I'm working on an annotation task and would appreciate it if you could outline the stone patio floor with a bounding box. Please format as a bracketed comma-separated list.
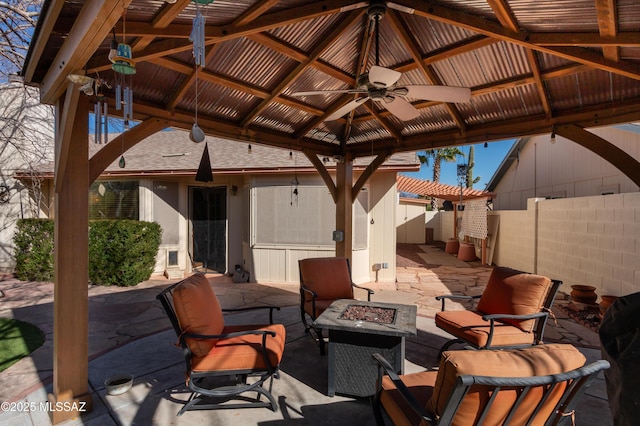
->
[0, 243, 608, 425]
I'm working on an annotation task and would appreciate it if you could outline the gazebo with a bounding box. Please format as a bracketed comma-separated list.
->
[20, 0, 640, 422]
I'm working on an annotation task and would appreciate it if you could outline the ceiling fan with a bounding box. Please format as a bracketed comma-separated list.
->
[292, 2, 471, 122]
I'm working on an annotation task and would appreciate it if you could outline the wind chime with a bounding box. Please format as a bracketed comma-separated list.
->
[109, 5, 136, 168]
[191, 0, 214, 182]
[89, 76, 111, 145]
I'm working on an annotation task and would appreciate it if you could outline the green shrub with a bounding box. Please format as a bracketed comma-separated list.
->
[13, 219, 55, 282]
[13, 219, 162, 287]
[89, 220, 162, 286]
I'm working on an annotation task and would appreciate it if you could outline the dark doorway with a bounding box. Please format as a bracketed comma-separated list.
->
[190, 186, 227, 273]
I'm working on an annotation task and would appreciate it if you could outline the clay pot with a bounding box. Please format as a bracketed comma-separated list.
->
[445, 238, 459, 254]
[599, 295, 618, 315]
[570, 285, 597, 304]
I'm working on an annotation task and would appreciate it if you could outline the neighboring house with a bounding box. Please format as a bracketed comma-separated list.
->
[0, 84, 54, 273]
[15, 130, 419, 284]
[487, 125, 640, 210]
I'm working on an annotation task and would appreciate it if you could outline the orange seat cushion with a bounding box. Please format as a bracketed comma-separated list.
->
[380, 370, 438, 426]
[299, 257, 354, 314]
[426, 344, 586, 426]
[476, 267, 551, 332]
[435, 310, 536, 348]
[172, 274, 224, 357]
[191, 324, 286, 372]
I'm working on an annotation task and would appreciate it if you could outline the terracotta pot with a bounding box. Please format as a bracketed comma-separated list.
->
[599, 295, 618, 315]
[444, 238, 460, 254]
[570, 285, 597, 304]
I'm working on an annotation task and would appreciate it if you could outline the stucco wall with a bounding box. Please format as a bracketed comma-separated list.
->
[0, 85, 54, 273]
[368, 172, 397, 283]
[246, 171, 397, 285]
[492, 126, 640, 210]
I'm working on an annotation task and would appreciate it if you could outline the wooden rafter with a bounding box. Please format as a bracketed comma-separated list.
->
[240, 9, 364, 128]
[595, 0, 620, 62]
[397, 0, 640, 81]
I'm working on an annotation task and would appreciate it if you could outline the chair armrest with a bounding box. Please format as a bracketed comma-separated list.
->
[300, 285, 318, 299]
[183, 329, 277, 341]
[435, 294, 481, 311]
[222, 306, 281, 324]
[372, 353, 436, 424]
[352, 283, 375, 301]
[481, 312, 548, 347]
[481, 311, 548, 322]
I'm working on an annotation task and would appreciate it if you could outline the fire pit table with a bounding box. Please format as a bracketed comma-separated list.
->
[313, 299, 417, 397]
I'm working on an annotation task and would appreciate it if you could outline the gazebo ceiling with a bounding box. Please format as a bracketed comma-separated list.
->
[22, 0, 640, 159]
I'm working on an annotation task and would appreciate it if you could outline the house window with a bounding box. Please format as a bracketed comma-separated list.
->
[253, 183, 369, 248]
[89, 181, 139, 220]
[254, 185, 334, 245]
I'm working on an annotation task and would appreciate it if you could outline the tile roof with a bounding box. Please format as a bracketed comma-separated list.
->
[397, 174, 492, 202]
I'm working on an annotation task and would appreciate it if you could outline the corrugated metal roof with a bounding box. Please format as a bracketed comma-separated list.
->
[21, 0, 640, 163]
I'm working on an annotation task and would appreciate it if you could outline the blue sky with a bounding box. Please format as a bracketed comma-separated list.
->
[401, 139, 517, 190]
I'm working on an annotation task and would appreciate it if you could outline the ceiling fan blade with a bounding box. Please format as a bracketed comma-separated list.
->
[292, 89, 367, 96]
[382, 96, 420, 121]
[405, 85, 471, 103]
[325, 97, 369, 121]
[369, 66, 401, 88]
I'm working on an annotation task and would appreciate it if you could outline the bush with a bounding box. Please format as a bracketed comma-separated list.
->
[13, 219, 55, 282]
[13, 219, 162, 286]
[89, 220, 162, 286]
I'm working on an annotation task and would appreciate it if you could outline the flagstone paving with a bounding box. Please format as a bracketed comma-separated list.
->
[0, 243, 605, 423]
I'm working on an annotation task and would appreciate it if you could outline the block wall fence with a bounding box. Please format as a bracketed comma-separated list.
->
[431, 192, 640, 299]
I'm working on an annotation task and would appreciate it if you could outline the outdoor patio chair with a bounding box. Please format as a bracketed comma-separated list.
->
[435, 266, 561, 355]
[372, 343, 610, 426]
[299, 257, 374, 355]
[156, 273, 286, 415]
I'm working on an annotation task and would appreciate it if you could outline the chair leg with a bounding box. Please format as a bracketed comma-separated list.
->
[372, 392, 386, 425]
[301, 309, 326, 355]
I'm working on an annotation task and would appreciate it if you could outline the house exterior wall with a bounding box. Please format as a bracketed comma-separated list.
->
[492, 126, 640, 210]
[0, 85, 54, 273]
[244, 171, 398, 285]
[368, 172, 397, 283]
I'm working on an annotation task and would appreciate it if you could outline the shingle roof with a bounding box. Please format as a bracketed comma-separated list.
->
[26, 130, 419, 177]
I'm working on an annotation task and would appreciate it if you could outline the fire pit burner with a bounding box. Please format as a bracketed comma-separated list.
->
[339, 304, 397, 324]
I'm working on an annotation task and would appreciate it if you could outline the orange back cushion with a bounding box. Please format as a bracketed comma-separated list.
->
[299, 257, 354, 301]
[476, 267, 551, 332]
[426, 344, 586, 426]
[172, 274, 225, 357]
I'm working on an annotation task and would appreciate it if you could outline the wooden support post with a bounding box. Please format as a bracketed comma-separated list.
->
[453, 203, 458, 239]
[50, 95, 92, 423]
[482, 238, 487, 266]
[335, 155, 353, 262]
